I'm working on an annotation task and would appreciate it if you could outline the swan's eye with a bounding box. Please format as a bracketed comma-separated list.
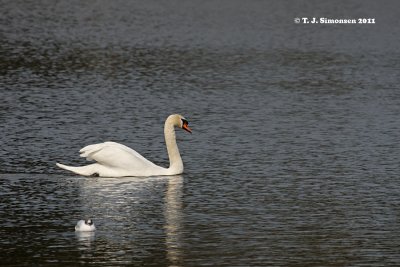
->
[181, 119, 188, 127]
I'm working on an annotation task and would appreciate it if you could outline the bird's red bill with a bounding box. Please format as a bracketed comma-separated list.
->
[183, 123, 192, 133]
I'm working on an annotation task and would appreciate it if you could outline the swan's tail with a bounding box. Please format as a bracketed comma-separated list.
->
[56, 163, 99, 176]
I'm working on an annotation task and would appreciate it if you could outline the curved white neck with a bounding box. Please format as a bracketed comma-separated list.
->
[164, 121, 183, 174]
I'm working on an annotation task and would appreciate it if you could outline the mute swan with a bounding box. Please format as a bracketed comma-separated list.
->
[75, 219, 96, 232]
[57, 114, 192, 177]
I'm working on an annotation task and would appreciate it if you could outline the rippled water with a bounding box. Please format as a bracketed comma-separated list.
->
[1, 0, 400, 266]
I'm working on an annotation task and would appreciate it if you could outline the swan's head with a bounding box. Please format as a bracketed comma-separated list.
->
[180, 117, 192, 134]
[85, 219, 94, 226]
[167, 114, 192, 133]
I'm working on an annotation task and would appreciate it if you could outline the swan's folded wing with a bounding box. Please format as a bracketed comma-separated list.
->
[79, 141, 157, 170]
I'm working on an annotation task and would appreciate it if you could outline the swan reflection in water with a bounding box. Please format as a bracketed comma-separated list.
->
[75, 175, 184, 265]
[164, 175, 184, 267]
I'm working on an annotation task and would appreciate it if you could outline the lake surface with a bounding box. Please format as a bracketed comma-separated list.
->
[1, 0, 400, 266]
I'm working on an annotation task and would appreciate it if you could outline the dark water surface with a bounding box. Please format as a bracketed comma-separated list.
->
[1, 0, 400, 266]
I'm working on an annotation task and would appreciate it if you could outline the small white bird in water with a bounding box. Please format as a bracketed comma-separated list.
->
[75, 219, 96, 232]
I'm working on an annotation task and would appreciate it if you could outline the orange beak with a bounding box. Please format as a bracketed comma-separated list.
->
[182, 122, 192, 133]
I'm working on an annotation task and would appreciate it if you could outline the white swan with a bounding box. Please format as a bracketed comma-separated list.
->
[75, 219, 96, 232]
[57, 114, 192, 177]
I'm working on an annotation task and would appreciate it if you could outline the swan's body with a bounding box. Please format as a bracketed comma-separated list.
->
[57, 114, 192, 177]
[75, 219, 96, 232]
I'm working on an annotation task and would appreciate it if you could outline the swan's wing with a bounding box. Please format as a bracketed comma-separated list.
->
[79, 141, 158, 170]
